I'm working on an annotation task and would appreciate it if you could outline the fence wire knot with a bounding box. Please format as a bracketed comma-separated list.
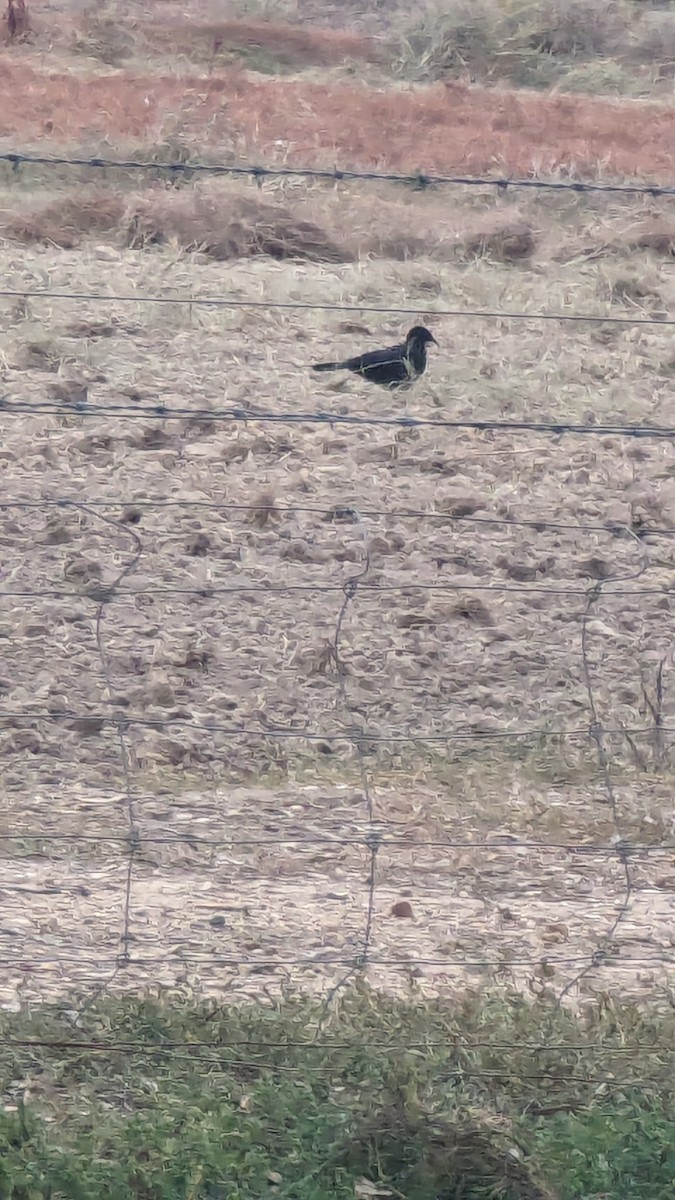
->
[342, 578, 359, 602]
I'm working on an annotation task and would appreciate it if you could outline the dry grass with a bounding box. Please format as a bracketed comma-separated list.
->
[124, 185, 351, 262]
[13, 0, 675, 102]
[0, 181, 541, 263]
[139, 17, 384, 70]
[69, 11, 384, 72]
[1, 190, 126, 248]
[391, 0, 632, 83]
[123, 0, 675, 94]
[5, 178, 675, 272]
[71, 13, 137, 67]
[51, 0, 675, 97]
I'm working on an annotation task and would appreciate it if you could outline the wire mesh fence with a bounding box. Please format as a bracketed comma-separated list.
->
[0, 149, 674, 1032]
[1, 489, 673, 1014]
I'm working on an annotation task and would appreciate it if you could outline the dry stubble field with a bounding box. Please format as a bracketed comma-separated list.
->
[0, 0, 674, 1011]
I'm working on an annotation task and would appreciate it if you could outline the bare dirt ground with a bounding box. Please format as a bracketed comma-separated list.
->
[1, 778, 675, 1012]
[0, 1, 674, 1010]
[0, 237, 673, 1007]
[1, 57, 674, 178]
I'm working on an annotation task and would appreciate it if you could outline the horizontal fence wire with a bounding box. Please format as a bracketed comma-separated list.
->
[1, 498, 674, 536]
[1, 286, 674, 326]
[0, 952, 671, 970]
[1, 832, 671, 854]
[1, 713, 674, 742]
[3, 1035, 671, 1053]
[1, 150, 674, 196]
[2, 397, 674, 438]
[0, 1044, 643, 1086]
[1, 582, 671, 597]
[0, 1032, 667, 1091]
[0, 1061, 647, 1091]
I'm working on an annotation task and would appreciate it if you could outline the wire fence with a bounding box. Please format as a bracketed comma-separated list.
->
[3, 396, 675, 438]
[2, 285, 675, 327]
[2, 486, 674, 1017]
[1, 149, 674, 196]
[0, 151, 674, 1092]
[2, 497, 674, 535]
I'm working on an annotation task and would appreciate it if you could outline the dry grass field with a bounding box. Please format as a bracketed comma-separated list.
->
[0, 0, 674, 1011]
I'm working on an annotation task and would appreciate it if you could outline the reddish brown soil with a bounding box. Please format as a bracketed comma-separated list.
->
[0, 55, 674, 180]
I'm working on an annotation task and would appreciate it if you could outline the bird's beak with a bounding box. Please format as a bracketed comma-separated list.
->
[430, 334, 438, 345]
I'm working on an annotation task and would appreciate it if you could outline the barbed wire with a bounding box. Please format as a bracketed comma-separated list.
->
[2, 284, 675, 326]
[3, 395, 673, 438]
[3, 497, 674, 538]
[1, 150, 673, 197]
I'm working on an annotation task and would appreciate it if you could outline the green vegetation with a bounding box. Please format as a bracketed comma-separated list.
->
[0, 987, 674, 1198]
[391, 0, 675, 92]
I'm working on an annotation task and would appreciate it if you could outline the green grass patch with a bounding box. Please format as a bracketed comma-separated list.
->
[0, 987, 674, 1197]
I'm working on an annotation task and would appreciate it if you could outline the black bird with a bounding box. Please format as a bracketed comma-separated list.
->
[311, 325, 437, 389]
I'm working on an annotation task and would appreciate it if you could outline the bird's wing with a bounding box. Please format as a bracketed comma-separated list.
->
[343, 342, 406, 371]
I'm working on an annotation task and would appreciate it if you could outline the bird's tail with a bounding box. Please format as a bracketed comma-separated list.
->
[311, 361, 345, 373]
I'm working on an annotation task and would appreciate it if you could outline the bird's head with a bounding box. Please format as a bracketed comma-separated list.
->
[406, 325, 438, 347]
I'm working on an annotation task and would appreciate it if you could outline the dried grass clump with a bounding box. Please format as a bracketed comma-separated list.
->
[345, 1113, 559, 1200]
[513, 0, 626, 58]
[248, 489, 281, 528]
[453, 216, 536, 262]
[393, 0, 502, 80]
[0, 180, 540, 266]
[72, 14, 137, 66]
[631, 10, 675, 68]
[141, 18, 382, 71]
[545, 211, 675, 264]
[333, 195, 537, 263]
[390, 0, 643, 89]
[7, 181, 674, 273]
[559, 217, 675, 263]
[554, 58, 638, 96]
[621, 219, 675, 258]
[124, 185, 351, 264]
[0, 192, 125, 248]
[374, 217, 533, 264]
